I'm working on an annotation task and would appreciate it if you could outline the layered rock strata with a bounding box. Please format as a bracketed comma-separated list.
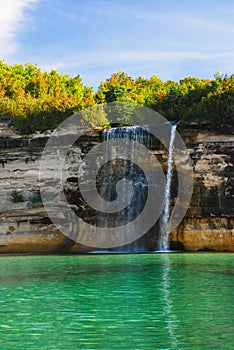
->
[0, 122, 233, 253]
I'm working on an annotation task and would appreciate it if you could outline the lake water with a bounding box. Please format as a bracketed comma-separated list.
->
[0, 253, 233, 349]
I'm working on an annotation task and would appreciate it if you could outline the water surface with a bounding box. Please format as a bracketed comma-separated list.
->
[0, 253, 233, 349]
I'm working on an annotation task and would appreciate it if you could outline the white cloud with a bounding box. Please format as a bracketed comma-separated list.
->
[0, 0, 37, 57]
[181, 16, 234, 35]
[50, 50, 234, 69]
[128, 9, 234, 38]
[41, 61, 65, 72]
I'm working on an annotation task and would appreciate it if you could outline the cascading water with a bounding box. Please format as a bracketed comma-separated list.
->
[159, 123, 177, 251]
[101, 126, 149, 222]
[100, 126, 150, 252]
[100, 123, 176, 252]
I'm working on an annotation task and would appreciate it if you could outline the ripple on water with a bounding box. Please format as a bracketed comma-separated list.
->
[0, 253, 233, 349]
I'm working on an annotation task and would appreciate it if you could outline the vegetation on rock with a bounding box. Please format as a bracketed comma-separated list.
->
[9, 190, 24, 203]
[29, 190, 43, 208]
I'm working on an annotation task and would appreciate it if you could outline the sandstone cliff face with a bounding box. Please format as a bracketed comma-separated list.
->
[0, 122, 101, 254]
[0, 121, 233, 253]
[169, 128, 234, 251]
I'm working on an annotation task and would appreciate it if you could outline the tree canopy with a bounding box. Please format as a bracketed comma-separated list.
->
[0, 61, 233, 133]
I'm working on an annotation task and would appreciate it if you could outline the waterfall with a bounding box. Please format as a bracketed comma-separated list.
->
[101, 126, 150, 252]
[101, 125, 149, 225]
[159, 123, 177, 251]
[100, 123, 177, 252]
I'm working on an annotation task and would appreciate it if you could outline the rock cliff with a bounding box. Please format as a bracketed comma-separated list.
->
[0, 120, 233, 253]
[170, 127, 234, 251]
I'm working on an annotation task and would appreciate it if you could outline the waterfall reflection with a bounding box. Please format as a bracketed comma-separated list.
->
[161, 254, 180, 349]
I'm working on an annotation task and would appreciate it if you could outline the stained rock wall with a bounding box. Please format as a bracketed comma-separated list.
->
[169, 128, 234, 251]
[0, 121, 233, 253]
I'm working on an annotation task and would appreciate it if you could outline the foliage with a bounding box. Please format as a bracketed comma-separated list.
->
[0, 61, 233, 132]
[0, 61, 95, 133]
[96, 72, 233, 127]
[29, 190, 43, 208]
[9, 190, 24, 203]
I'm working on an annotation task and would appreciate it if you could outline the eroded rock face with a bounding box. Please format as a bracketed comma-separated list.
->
[0, 122, 101, 254]
[170, 217, 234, 252]
[169, 128, 234, 251]
[0, 122, 233, 253]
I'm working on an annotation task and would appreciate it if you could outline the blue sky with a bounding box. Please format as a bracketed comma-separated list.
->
[1, 0, 234, 89]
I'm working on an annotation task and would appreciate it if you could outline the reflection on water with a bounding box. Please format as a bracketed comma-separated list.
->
[0, 253, 233, 349]
[161, 254, 180, 349]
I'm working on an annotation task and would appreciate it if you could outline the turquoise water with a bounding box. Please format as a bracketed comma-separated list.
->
[0, 253, 233, 349]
